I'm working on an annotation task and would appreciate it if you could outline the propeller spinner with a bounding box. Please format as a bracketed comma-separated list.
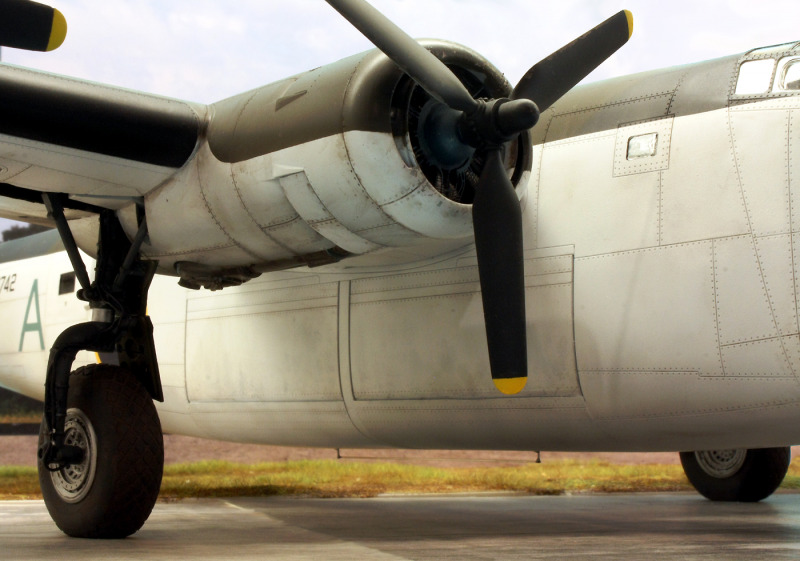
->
[0, 0, 67, 52]
[336, 1, 632, 394]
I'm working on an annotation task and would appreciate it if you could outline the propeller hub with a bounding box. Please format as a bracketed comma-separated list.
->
[417, 101, 476, 171]
[496, 99, 540, 138]
[458, 98, 540, 149]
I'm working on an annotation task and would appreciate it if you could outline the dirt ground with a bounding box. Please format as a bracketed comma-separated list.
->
[0, 433, 683, 468]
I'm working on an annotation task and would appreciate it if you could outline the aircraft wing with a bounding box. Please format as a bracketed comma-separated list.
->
[0, 63, 204, 225]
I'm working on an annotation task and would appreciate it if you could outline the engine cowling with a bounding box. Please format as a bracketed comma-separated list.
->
[139, 40, 531, 288]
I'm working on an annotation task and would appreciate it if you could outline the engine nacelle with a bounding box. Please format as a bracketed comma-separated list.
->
[140, 40, 531, 288]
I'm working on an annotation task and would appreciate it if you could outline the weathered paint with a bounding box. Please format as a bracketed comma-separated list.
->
[2, 43, 800, 454]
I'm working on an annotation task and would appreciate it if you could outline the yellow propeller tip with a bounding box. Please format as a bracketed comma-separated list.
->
[623, 10, 633, 39]
[46, 8, 67, 51]
[493, 377, 527, 395]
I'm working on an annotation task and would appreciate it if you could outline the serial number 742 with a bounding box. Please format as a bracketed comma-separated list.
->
[0, 273, 17, 293]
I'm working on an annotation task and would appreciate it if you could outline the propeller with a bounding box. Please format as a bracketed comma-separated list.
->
[0, 0, 67, 52]
[325, 0, 633, 394]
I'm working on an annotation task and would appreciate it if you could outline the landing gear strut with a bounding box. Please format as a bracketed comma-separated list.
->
[37, 195, 164, 538]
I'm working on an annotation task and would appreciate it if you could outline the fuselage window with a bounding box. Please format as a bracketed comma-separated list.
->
[58, 271, 76, 295]
[776, 58, 800, 91]
[627, 132, 658, 160]
[735, 59, 776, 95]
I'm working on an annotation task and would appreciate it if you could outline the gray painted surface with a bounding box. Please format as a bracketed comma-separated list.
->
[4, 494, 800, 559]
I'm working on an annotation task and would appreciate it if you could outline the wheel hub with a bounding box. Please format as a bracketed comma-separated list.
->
[49, 408, 97, 503]
[694, 449, 747, 479]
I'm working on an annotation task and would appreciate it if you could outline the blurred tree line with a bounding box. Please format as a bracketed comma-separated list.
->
[2, 223, 50, 242]
[0, 389, 41, 419]
[1, 222, 48, 419]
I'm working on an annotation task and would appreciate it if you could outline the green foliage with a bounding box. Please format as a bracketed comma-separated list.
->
[1, 223, 50, 242]
[0, 388, 42, 421]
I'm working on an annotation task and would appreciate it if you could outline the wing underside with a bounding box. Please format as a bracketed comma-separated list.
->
[0, 63, 204, 225]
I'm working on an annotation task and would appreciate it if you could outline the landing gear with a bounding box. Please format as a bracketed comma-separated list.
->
[38, 194, 164, 538]
[38, 365, 163, 538]
[680, 447, 791, 502]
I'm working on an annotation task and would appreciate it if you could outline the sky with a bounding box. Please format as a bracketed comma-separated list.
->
[2, 0, 800, 232]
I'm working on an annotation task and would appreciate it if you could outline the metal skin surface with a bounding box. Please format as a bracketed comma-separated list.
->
[3, 41, 800, 454]
[0, 41, 524, 278]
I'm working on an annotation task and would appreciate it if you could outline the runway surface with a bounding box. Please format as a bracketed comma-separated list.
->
[3, 493, 800, 560]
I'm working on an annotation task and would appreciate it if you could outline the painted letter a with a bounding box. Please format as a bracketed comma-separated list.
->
[19, 279, 44, 351]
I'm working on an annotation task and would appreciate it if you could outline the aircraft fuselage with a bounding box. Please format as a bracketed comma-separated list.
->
[3, 42, 800, 454]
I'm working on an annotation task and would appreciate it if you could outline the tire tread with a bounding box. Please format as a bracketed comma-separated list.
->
[38, 365, 163, 538]
[679, 447, 790, 502]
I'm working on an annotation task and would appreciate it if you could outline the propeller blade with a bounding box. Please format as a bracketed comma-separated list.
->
[0, 0, 67, 52]
[325, 0, 478, 113]
[472, 148, 527, 395]
[512, 10, 633, 112]
[324, 3, 634, 395]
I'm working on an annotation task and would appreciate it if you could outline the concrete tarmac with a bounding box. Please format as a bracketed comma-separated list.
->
[3, 493, 800, 560]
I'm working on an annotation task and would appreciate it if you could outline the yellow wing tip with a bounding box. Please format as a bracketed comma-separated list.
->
[46, 8, 67, 51]
[493, 377, 527, 395]
[623, 10, 633, 40]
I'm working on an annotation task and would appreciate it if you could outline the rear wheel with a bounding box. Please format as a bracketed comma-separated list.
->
[38, 364, 163, 538]
[679, 447, 790, 502]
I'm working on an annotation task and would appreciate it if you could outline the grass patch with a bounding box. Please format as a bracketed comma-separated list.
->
[0, 466, 40, 499]
[159, 459, 694, 499]
[2, 459, 695, 500]
[5, 457, 800, 501]
[0, 414, 40, 424]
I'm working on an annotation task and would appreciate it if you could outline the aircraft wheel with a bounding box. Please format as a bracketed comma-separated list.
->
[679, 447, 790, 502]
[37, 364, 163, 538]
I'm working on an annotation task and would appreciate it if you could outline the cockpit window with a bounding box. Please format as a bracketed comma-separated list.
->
[735, 59, 776, 95]
[747, 42, 800, 57]
[775, 58, 800, 91]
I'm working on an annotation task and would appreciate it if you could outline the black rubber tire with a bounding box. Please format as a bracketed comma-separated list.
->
[37, 364, 163, 538]
[679, 447, 790, 502]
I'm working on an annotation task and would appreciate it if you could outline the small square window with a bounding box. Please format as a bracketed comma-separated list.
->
[627, 133, 658, 160]
[58, 272, 76, 295]
[735, 59, 776, 95]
